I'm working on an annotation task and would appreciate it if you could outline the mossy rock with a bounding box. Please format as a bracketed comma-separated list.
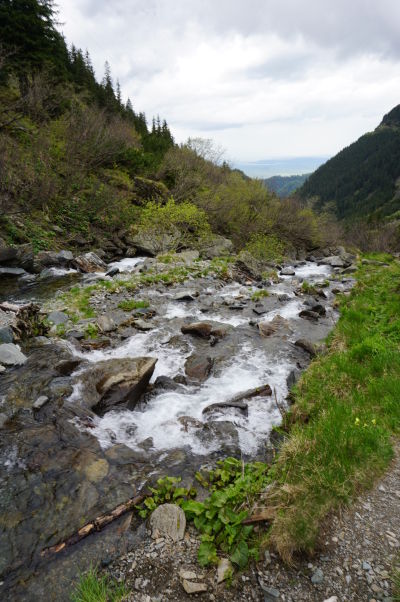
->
[131, 176, 170, 205]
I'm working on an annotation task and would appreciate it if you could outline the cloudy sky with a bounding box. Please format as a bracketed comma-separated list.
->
[57, 0, 400, 164]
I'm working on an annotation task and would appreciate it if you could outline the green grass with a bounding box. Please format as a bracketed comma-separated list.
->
[394, 560, 400, 601]
[118, 299, 149, 311]
[267, 256, 400, 561]
[70, 567, 127, 602]
[251, 289, 269, 301]
[301, 280, 318, 295]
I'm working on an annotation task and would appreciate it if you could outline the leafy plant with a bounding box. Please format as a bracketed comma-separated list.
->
[84, 323, 98, 339]
[135, 476, 196, 519]
[182, 458, 269, 568]
[70, 566, 127, 602]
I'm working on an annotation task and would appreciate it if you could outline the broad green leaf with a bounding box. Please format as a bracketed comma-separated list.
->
[198, 541, 218, 566]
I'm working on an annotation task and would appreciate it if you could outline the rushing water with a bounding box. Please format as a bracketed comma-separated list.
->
[68, 261, 334, 457]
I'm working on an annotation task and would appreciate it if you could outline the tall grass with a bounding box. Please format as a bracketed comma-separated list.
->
[268, 254, 400, 561]
[70, 566, 127, 602]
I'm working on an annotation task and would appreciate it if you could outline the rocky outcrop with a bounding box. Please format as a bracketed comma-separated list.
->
[199, 235, 234, 259]
[130, 228, 180, 256]
[33, 250, 74, 273]
[184, 353, 213, 381]
[235, 250, 268, 281]
[0, 242, 34, 271]
[0, 343, 27, 366]
[73, 252, 107, 273]
[76, 357, 157, 415]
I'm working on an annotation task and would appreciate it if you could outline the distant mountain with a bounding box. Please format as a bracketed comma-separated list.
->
[233, 157, 328, 179]
[263, 174, 310, 197]
[297, 105, 400, 220]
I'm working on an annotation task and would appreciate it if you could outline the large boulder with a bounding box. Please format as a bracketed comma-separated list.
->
[130, 227, 180, 256]
[33, 250, 74, 273]
[149, 504, 186, 541]
[199, 235, 233, 259]
[76, 357, 157, 415]
[181, 321, 229, 340]
[184, 353, 213, 382]
[0, 242, 34, 271]
[258, 315, 291, 338]
[72, 252, 107, 273]
[0, 343, 27, 366]
[235, 250, 269, 281]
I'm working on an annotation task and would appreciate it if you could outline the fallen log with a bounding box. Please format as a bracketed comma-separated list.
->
[40, 493, 146, 558]
[202, 383, 272, 416]
[242, 507, 276, 524]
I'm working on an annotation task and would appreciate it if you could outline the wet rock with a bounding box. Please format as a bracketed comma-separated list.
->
[33, 250, 73, 272]
[0, 266, 26, 276]
[311, 303, 326, 316]
[181, 321, 229, 339]
[33, 395, 49, 410]
[321, 256, 346, 268]
[149, 504, 186, 542]
[184, 354, 213, 382]
[178, 416, 203, 431]
[173, 291, 197, 302]
[77, 357, 157, 415]
[280, 267, 295, 275]
[0, 343, 27, 366]
[105, 267, 119, 277]
[295, 339, 317, 357]
[299, 309, 320, 321]
[199, 235, 233, 259]
[73, 252, 107, 273]
[0, 324, 14, 344]
[286, 369, 300, 389]
[258, 315, 291, 338]
[199, 421, 240, 454]
[203, 399, 248, 417]
[154, 375, 185, 391]
[133, 319, 154, 331]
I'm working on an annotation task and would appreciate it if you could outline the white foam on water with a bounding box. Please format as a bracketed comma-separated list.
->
[108, 257, 145, 273]
[90, 341, 293, 456]
[294, 263, 331, 280]
[39, 267, 78, 278]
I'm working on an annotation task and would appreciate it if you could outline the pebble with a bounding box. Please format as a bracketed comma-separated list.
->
[311, 568, 324, 584]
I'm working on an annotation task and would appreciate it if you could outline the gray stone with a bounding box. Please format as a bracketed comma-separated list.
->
[322, 256, 345, 268]
[133, 319, 154, 331]
[47, 311, 69, 326]
[0, 267, 26, 276]
[363, 561, 372, 571]
[105, 267, 119, 277]
[0, 242, 34, 271]
[181, 579, 207, 594]
[0, 412, 8, 427]
[184, 354, 213, 381]
[96, 314, 117, 333]
[235, 250, 266, 281]
[280, 267, 296, 275]
[0, 325, 14, 344]
[33, 396, 49, 410]
[0, 343, 27, 366]
[311, 568, 324, 584]
[259, 581, 280, 601]
[130, 228, 180, 257]
[199, 235, 233, 259]
[149, 504, 186, 542]
[295, 338, 317, 357]
[173, 291, 197, 302]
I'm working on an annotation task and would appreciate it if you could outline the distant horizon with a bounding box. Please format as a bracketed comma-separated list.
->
[232, 156, 329, 179]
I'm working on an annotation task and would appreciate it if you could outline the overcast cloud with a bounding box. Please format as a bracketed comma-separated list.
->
[56, 0, 400, 163]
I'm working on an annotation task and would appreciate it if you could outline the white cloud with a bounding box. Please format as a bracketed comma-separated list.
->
[56, 0, 400, 162]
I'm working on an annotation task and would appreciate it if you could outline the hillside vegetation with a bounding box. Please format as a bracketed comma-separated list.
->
[263, 174, 310, 197]
[297, 106, 400, 223]
[0, 1, 341, 261]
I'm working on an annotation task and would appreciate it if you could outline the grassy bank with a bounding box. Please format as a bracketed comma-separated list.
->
[268, 255, 400, 561]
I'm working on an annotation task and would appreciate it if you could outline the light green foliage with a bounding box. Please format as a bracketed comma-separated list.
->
[137, 198, 211, 249]
[182, 458, 269, 568]
[60, 285, 97, 320]
[118, 299, 149, 311]
[70, 566, 127, 602]
[269, 257, 400, 561]
[244, 234, 285, 264]
[84, 324, 98, 339]
[135, 477, 196, 519]
[102, 168, 134, 191]
[301, 280, 318, 295]
[251, 289, 269, 301]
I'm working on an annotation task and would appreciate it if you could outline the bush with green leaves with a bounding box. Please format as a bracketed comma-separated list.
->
[244, 233, 285, 264]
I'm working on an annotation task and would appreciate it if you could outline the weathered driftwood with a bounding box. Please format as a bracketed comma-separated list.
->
[40, 494, 145, 557]
[0, 301, 46, 341]
[202, 383, 272, 415]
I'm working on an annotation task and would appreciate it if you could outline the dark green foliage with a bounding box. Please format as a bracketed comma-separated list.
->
[263, 174, 310, 198]
[298, 108, 400, 220]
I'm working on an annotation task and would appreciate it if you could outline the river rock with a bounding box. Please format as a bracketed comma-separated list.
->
[33, 395, 49, 410]
[311, 303, 326, 316]
[294, 339, 317, 357]
[203, 399, 248, 417]
[96, 314, 117, 333]
[184, 354, 213, 381]
[47, 311, 69, 326]
[133, 319, 154, 331]
[154, 375, 185, 391]
[181, 321, 229, 339]
[280, 266, 296, 275]
[149, 504, 186, 542]
[199, 421, 240, 454]
[0, 343, 27, 366]
[33, 250, 73, 272]
[77, 357, 157, 415]
[0, 266, 26, 276]
[73, 252, 107, 273]
[299, 309, 320, 321]
[321, 255, 346, 268]
[173, 291, 197, 302]
[258, 315, 291, 337]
